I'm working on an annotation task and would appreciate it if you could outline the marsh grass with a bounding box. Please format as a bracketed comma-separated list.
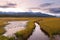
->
[37, 18, 60, 40]
[0, 35, 9, 40]
[0, 17, 60, 40]
[0, 21, 8, 35]
[8, 37, 15, 40]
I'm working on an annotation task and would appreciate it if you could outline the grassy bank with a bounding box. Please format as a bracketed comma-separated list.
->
[0, 35, 9, 40]
[15, 20, 36, 40]
[0, 35, 15, 40]
[37, 18, 60, 40]
[0, 21, 8, 35]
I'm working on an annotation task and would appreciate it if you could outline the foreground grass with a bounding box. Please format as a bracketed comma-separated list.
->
[0, 35, 9, 40]
[0, 35, 15, 40]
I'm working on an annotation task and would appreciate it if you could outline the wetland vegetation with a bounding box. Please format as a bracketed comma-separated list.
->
[0, 17, 60, 40]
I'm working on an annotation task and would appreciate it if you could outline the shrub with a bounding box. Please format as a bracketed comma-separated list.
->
[8, 37, 15, 40]
[0, 27, 6, 35]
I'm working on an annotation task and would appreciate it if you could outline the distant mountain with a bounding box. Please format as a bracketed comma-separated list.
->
[0, 12, 56, 17]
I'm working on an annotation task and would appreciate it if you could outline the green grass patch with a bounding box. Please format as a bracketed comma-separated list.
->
[0, 27, 6, 35]
[8, 37, 15, 40]
[0, 35, 9, 40]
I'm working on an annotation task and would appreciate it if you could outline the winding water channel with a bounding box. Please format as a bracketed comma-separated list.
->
[28, 23, 49, 40]
[2, 21, 60, 40]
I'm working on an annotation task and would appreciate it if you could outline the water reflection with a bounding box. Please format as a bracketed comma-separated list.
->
[28, 23, 49, 40]
[2, 21, 60, 40]
[3, 21, 28, 37]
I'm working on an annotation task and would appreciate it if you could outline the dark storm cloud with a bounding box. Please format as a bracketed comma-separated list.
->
[0, 3, 16, 8]
[40, 3, 53, 7]
[49, 8, 60, 13]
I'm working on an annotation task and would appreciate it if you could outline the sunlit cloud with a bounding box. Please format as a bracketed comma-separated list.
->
[0, 8, 27, 12]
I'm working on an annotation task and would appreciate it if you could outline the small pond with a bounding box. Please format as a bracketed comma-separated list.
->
[3, 21, 28, 37]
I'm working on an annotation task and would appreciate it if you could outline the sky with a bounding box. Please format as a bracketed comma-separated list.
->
[0, 0, 60, 16]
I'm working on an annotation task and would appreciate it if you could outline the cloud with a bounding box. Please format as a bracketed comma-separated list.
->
[0, 3, 16, 8]
[0, 5, 9, 8]
[48, 8, 60, 13]
[7, 3, 16, 6]
[40, 3, 53, 7]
